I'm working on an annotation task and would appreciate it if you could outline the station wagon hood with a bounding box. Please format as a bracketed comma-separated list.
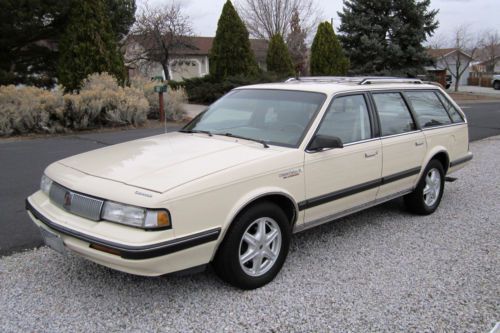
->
[57, 132, 276, 193]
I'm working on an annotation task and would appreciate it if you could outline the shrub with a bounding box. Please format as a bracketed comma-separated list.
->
[178, 73, 283, 105]
[0, 72, 149, 136]
[0, 85, 64, 136]
[62, 73, 148, 129]
[131, 76, 187, 121]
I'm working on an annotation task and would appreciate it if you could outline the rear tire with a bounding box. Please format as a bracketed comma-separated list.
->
[213, 202, 291, 290]
[494, 81, 500, 90]
[404, 160, 445, 215]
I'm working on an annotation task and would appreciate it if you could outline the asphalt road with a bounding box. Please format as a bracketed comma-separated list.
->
[1, 101, 499, 256]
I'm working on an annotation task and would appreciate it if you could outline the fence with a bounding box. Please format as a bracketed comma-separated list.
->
[468, 72, 496, 87]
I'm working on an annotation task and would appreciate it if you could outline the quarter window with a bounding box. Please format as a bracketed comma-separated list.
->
[405, 91, 452, 127]
[316, 95, 371, 144]
[435, 92, 464, 123]
[372, 93, 416, 136]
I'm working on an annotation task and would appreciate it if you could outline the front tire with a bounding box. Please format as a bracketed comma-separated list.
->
[404, 160, 445, 215]
[494, 81, 500, 90]
[213, 202, 291, 289]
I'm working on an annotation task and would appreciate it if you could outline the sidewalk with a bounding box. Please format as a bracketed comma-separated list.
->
[457, 85, 500, 97]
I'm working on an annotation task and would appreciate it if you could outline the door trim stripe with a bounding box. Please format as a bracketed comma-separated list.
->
[298, 167, 421, 211]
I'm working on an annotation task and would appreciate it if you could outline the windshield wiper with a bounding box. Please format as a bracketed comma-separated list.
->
[179, 129, 213, 136]
[220, 132, 269, 148]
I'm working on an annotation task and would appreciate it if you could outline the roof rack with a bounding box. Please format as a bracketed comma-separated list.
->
[285, 76, 423, 85]
[358, 78, 422, 85]
[285, 76, 361, 83]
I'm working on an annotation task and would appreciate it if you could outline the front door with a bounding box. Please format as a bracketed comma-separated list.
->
[302, 94, 382, 227]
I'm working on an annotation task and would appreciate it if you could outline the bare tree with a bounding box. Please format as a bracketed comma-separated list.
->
[479, 30, 500, 72]
[439, 25, 480, 92]
[286, 8, 307, 75]
[128, 1, 193, 80]
[236, 0, 321, 40]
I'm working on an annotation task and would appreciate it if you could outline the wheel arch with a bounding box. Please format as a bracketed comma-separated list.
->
[431, 151, 450, 175]
[212, 190, 299, 258]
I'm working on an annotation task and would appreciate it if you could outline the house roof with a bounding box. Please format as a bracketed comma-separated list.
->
[427, 48, 473, 60]
[128, 35, 268, 62]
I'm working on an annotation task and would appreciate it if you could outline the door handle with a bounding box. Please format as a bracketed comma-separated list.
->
[415, 141, 424, 147]
[365, 151, 378, 158]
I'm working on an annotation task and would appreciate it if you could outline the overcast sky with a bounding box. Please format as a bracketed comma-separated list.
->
[147, 0, 499, 44]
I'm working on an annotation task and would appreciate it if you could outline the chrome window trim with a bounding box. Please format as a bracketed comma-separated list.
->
[420, 122, 467, 132]
[378, 129, 423, 140]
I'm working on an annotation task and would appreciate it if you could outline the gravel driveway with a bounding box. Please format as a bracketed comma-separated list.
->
[1, 137, 499, 333]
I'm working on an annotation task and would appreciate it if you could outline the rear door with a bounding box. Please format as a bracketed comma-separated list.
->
[371, 92, 426, 199]
[302, 93, 382, 226]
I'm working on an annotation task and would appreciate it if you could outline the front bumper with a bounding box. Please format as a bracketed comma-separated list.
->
[26, 197, 221, 276]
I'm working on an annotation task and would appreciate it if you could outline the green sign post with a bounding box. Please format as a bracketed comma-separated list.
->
[153, 83, 167, 122]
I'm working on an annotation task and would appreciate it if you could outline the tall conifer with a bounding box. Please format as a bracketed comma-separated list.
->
[267, 34, 294, 77]
[58, 0, 126, 91]
[310, 22, 349, 76]
[209, 0, 258, 79]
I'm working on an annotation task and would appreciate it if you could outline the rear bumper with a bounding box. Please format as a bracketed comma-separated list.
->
[26, 198, 220, 276]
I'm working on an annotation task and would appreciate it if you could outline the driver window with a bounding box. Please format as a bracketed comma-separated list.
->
[317, 95, 371, 144]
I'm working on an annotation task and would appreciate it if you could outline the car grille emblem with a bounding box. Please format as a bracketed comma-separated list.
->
[63, 191, 72, 209]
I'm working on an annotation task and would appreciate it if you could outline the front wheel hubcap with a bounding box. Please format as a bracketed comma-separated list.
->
[239, 217, 282, 277]
[423, 168, 441, 207]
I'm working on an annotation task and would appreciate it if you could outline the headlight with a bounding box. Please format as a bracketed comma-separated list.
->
[102, 201, 171, 229]
[40, 174, 53, 195]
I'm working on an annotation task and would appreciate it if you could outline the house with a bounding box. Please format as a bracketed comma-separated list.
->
[477, 56, 500, 73]
[426, 48, 474, 86]
[125, 36, 268, 81]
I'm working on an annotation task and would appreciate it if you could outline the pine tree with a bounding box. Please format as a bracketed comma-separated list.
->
[266, 34, 294, 77]
[338, 0, 438, 75]
[286, 9, 308, 75]
[58, 0, 126, 91]
[310, 22, 349, 76]
[209, 0, 258, 79]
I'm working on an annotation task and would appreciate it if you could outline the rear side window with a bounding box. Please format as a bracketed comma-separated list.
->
[317, 94, 371, 144]
[405, 91, 452, 128]
[435, 92, 464, 123]
[372, 93, 416, 136]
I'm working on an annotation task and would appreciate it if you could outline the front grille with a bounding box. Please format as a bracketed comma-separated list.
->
[49, 182, 104, 221]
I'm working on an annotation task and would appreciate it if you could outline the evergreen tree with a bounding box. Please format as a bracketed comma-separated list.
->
[338, 0, 438, 75]
[0, 0, 135, 87]
[58, 0, 126, 91]
[310, 22, 349, 76]
[105, 0, 136, 40]
[0, 0, 70, 87]
[209, 0, 258, 79]
[266, 34, 294, 77]
[286, 9, 308, 75]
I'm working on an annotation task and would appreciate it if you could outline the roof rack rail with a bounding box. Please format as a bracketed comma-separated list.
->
[285, 76, 423, 85]
[285, 76, 366, 83]
[358, 78, 422, 85]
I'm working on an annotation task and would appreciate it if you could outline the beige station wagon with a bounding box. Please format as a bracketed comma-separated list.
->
[26, 77, 473, 289]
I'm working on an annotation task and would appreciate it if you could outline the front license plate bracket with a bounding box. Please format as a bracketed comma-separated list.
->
[39, 227, 66, 255]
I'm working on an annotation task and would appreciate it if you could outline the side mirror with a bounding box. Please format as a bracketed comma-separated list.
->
[307, 135, 344, 151]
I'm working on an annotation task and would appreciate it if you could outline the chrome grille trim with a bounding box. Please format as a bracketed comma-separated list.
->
[49, 182, 104, 221]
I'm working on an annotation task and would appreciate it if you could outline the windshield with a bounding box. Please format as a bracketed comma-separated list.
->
[182, 89, 326, 147]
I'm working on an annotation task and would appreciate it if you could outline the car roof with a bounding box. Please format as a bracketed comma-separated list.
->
[235, 77, 441, 95]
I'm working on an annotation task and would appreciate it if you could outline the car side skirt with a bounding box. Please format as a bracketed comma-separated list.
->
[294, 188, 413, 233]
